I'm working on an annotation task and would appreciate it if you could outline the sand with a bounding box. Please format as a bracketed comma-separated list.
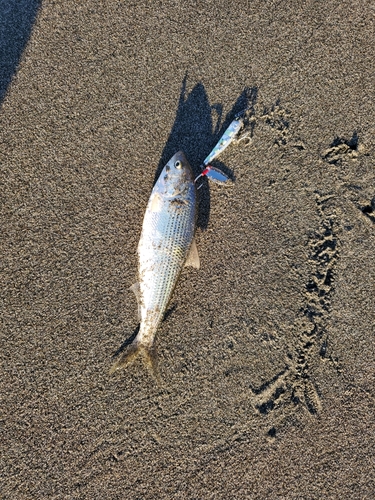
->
[1, 0, 374, 498]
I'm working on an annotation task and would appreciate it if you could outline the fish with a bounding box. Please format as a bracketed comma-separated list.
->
[110, 151, 199, 376]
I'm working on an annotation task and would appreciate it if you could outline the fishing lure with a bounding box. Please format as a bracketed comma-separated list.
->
[195, 109, 251, 186]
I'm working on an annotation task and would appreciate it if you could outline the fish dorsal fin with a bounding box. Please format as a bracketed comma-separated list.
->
[129, 282, 141, 320]
[185, 239, 200, 269]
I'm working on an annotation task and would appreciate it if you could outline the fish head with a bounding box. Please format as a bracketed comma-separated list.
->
[156, 151, 194, 198]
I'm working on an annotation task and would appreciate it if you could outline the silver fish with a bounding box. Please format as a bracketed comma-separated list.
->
[110, 151, 199, 375]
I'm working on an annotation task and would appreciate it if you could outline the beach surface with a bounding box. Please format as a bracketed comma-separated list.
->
[1, 1, 374, 498]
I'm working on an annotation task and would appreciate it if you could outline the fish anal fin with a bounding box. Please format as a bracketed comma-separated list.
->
[184, 238, 200, 269]
[130, 282, 140, 299]
[129, 283, 141, 320]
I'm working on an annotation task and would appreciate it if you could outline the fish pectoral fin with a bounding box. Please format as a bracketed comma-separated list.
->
[129, 282, 141, 320]
[150, 192, 163, 213]
[184, 238, 200, 269]
[130, 282, 141, 298]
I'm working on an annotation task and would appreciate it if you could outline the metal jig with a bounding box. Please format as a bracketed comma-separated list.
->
[194, 108, 251, 188]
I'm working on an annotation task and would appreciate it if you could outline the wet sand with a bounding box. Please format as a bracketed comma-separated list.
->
[1, 1, 374, 498]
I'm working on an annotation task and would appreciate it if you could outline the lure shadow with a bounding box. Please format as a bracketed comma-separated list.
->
[0, 0, 42, 105]
[155, 75, 258, 229]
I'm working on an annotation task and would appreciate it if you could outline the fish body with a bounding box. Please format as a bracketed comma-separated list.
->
[110, 151, 198, 374]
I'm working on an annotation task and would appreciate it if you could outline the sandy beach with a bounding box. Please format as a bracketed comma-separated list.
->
[1, 1, 374, 498]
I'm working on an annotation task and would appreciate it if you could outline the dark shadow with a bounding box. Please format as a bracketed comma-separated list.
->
[112, 325, 140, 358]
[156, 75, 258, 229]
[0, 0, 42, 105]
[162, 304, 177, 323]
[358, 197, 375, 224]
[330, 131, 358, 150]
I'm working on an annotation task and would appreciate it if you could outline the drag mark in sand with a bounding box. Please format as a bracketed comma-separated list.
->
[251, 192, 340, 420]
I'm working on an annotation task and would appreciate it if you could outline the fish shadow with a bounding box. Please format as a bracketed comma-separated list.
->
[112, 325, 140, 358]
[0, 0, 42, 105]
[155, 75, 258, 229]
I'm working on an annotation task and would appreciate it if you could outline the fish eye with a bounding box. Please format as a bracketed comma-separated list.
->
[175, 160, 182, 169]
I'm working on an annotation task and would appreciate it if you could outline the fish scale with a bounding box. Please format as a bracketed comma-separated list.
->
[139, 178, 196, 335]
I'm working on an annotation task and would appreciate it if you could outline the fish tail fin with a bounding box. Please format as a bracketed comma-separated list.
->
[143, 345, 162, 385]
[109, 339, 142, 374]
[109, 341, 161, 384]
